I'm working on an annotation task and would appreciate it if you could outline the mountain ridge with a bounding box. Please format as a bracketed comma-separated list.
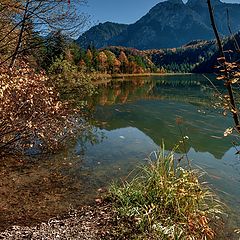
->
[77, 0, 240, 50]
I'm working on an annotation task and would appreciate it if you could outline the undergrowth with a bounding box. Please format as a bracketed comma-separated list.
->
[107, 145, 223, 240]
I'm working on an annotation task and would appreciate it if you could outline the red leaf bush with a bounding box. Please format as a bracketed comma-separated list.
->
[0, 63, 84, 156]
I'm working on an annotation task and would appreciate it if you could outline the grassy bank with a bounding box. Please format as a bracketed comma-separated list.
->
[106, 146, 223, 239]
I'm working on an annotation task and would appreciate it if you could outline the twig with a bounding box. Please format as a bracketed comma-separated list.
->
[207, 0, 240, 132]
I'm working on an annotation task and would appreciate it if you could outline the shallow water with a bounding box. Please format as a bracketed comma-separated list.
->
[1, 75, 240, 237]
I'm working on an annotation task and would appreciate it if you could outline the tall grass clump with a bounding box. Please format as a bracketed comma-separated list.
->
[108, 146, 223, 239]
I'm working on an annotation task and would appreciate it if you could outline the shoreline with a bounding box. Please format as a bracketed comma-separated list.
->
[0, 203, 115, 240]
[0, 203, 235, 240]
[111, 72, 193, 79]
[92, 72, 194, 84]
[97, 72, 192, 78]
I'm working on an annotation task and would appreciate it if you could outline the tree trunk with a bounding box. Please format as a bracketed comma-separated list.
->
[207, 0, 240, 132]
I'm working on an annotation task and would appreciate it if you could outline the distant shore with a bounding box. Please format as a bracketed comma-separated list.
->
[111, 72, 192, 78]
[92, 72, 193, 84]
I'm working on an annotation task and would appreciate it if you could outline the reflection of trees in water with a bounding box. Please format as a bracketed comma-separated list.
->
[90, 76, 232, 159]
[89, 76, 216, 107]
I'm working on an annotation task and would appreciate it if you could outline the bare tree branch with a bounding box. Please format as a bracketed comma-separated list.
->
[207, 0, 240, 132]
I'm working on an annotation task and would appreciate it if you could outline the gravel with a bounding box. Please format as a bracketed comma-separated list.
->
[0, 204, 115, 240]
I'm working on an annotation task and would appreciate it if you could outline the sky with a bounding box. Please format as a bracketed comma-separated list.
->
[83, 0, 240, 27]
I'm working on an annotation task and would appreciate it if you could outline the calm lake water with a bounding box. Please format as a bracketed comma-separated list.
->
[1, 74, 240, 237]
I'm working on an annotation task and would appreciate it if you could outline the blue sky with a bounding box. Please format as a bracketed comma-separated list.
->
[83, 0, 240, 27]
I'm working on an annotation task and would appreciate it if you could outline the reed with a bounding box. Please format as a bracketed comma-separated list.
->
[108, 145, 223, 239]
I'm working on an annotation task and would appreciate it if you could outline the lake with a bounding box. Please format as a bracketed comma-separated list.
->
[1, 74, 240, 237]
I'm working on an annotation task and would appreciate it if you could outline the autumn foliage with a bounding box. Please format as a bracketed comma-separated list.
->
[71, 44, 159, 74]
[0, 63, 83, 156]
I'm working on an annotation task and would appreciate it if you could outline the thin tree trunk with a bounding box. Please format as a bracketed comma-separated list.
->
[9, 0, 30, 68]
[207, 0, 240, 132]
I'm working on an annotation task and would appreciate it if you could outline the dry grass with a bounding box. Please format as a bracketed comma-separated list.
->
[107, 146, 223, 239]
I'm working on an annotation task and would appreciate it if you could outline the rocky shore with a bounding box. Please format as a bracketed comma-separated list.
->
[0, 204, 118, 240]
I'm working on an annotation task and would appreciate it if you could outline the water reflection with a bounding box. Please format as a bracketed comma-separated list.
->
[88, 75, 240, 233]
[1, 75, 239, 235]
[89, 75, 219, 107]
[92, 76, 232, 159]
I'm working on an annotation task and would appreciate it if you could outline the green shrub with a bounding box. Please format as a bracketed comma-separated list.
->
[108, 145, 223, 239]
[48, 56, 95, 99]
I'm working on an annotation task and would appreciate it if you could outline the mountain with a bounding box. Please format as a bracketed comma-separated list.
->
[77, 0, 240, 50]
[77, 22, 128, 49]
[187, 0, 240, 35]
